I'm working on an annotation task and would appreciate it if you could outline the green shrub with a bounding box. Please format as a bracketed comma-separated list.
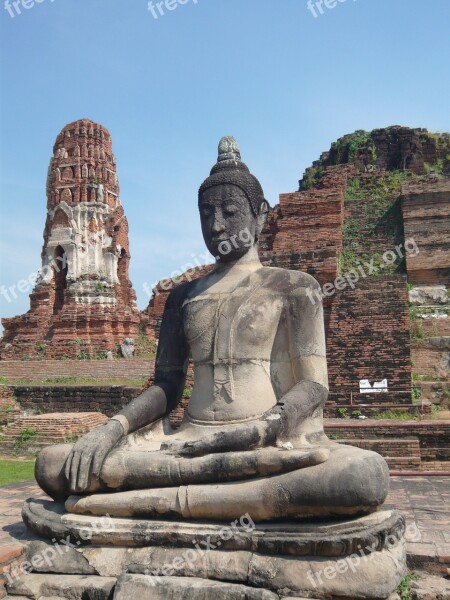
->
[16, 427, 39, 447]
[412, 384, 422, 402]
[431, 404, 442, 417]
[397, 572, 421, 600]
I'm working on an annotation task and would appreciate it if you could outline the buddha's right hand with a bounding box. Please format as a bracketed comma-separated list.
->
[161, 414, 281, 458]
[64, 419, 125, 493]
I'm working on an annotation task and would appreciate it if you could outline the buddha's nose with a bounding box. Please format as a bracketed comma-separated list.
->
[211, 219, 225, 234]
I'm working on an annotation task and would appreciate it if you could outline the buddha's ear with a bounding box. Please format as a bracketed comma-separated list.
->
[256, 200, 270, 235]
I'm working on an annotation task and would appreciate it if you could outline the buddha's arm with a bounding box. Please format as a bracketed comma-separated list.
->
[274, 283, 329, 442]
[64, 289, 189, 492]
[112, 299, 189, 434]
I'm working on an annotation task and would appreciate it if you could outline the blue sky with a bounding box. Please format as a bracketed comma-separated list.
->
[0, 0, 449, 326]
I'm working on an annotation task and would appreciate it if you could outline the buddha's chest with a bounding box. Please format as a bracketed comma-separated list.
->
[182, 289, 285, 360]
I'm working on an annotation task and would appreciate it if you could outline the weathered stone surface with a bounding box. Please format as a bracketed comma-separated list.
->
[25, 541, 95, 575]
[402, 178, 450, 286]
[409, 286, 449, 306]
[21, 501, 406, 598]
[6, 574, 116, 599]
[248, 540, 405, 599]
[119, 338, 135, 359]
[113, 574, 279, 599]
[23, 500, 404, 556]
[410, 574, 450, 599]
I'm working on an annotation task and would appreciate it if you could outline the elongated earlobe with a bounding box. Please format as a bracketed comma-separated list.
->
[256, 200, 270, 237]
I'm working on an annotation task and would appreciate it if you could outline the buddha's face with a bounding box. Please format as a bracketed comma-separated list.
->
[199, 184, 262, 262]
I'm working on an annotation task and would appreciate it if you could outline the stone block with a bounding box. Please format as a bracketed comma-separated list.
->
[113, 574, 279, 599]
[22, 500, 407, 599]
[6, 574, 116, 599]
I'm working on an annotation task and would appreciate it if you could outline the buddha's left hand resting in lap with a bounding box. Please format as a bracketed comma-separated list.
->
[36, 137, 389, 522]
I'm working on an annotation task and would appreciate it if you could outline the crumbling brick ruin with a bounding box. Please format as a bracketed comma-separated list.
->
[0, 119, 140, 360]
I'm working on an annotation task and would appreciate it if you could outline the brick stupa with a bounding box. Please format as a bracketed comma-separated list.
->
[0, 119, 140, 359]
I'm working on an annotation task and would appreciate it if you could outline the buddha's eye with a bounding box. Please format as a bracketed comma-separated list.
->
[223, 205, 238, 217]
[200, 206, 212, 218]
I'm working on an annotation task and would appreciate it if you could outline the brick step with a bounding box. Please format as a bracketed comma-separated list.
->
[420, 461, 450, 472]
[337, 437, 420, 454]
[0, 432, 89, 442]
[384, 457, 421, 465]
[0, 359, 154, 382]
[0, 396, 21, 426]
[325, 419, 450, 469]
[0, 413, 107, 454]
[4, 417, 107, 430]
[337, 438, 421, 469]
[324, 403, 425, 418]
[420, 447, 450, 461]
[0, 385, 15, 398]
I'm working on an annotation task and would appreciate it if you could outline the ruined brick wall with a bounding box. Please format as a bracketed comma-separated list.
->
[260, 165, 355, 286]
[12, 386, 142, 417]
[325, 420, 450, 463]
[402, 178, 450, 285]
[411, 340, 449, 381]
[326, 276, 411, 406]
[304, 126, 450, 179]
[12, 384, 187, 429]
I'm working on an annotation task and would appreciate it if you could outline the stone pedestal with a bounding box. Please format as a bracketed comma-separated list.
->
[7, 499, 407, 599]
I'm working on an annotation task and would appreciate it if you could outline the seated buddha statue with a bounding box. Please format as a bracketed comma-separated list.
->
[35, 137, 390, 523]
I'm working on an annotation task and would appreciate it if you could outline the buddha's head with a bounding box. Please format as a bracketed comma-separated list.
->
[198, 137, 269, 262]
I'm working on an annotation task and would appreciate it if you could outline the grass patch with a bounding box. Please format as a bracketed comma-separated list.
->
[431, 404, 442, 418]
[373, 410, 418, 421]
[397, 572, 421, 600]
[11, 376, 147, 388]
[0, 458, 36, 486]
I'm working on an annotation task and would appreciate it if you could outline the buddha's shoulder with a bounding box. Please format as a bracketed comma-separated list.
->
[164, 279, 199, 308]
[257, 266, 321, 292]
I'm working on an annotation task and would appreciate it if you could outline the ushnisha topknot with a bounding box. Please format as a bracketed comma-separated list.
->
[198, 136, 268, 215]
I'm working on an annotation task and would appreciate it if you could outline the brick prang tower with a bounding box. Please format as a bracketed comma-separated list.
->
[0, 119, 140, 359]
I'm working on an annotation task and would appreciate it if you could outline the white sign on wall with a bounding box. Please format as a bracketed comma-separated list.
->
[359, 379, 388, 394]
